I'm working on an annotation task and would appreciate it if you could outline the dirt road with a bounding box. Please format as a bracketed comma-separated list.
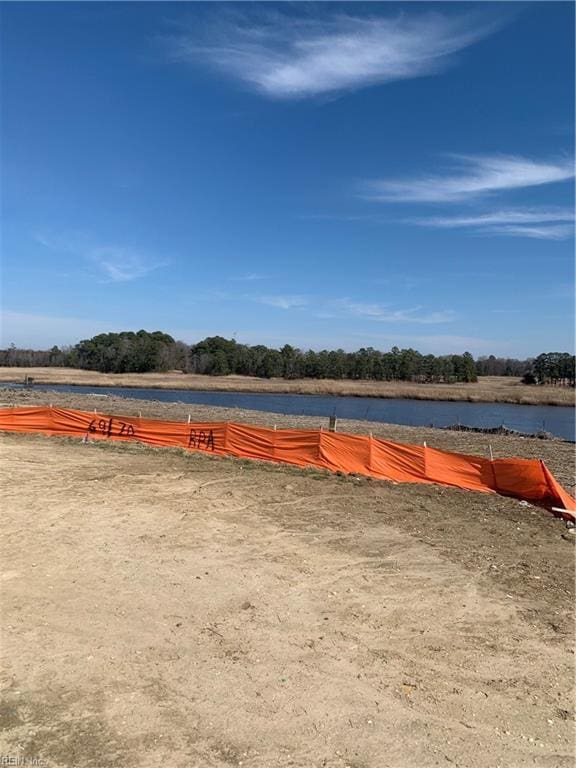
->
[1, 432, 574, 768]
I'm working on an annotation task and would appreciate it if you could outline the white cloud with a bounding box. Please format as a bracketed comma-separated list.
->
[412, 207, 575, 240]
[414, 208, 574, 228]
[88, 246, 166, 282]
[362, 155, 574, 203]
[167, 11, 497, 99]
[36, 233, 167, 283]
[256, 295, 308, 310]
[335, 299, 456, 324]
[252, 294, 454, 323]
[481, 224, 574, 240]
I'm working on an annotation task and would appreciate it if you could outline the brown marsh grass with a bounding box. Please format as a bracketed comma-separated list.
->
[0, 366, 573, 406]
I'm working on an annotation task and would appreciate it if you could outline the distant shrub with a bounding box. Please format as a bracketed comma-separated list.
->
[522, 372, 537, 385]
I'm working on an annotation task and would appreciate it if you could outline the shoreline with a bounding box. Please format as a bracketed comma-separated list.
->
[2, 387, 574, 490]
[0, 367, 574, 407]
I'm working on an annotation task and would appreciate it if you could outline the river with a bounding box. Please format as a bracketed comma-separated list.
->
[3, 383, 574, 441]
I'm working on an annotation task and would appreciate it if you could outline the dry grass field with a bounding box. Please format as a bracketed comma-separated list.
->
[0, 367, 574, 406]
[0, 390, 575, 768]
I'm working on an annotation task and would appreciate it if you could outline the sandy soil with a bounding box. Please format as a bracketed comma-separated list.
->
[0, 367, 573, 406]
[1, 426, 574, 767]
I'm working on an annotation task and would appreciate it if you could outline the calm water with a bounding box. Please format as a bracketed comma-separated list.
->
[3, 383, 575, 441]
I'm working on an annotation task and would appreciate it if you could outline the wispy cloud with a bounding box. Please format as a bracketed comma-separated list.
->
[36, 233, 167, 283]
[229, 273, 268, 282]
[482, 224, 574, 240]
[88, 246, 166, 282]
[167, 10, 498, 99]
[298, 213, 381, 223]
[362, 155, 574, 203]
[256, 295, 308, 310]
[414, 208, 574, 228]
[413, 207, 575, 240]
[335, 299, 455, 324]
[252, 293, 454, 323]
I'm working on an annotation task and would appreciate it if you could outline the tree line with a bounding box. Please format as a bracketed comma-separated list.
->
[0, 331, 574, 386]
[524, 352, 576, 387]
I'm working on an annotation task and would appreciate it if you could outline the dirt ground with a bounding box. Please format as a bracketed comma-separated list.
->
[1, 411, 575, 767]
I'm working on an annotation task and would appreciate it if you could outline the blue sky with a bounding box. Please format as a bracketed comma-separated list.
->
[1, 1, 574, 357]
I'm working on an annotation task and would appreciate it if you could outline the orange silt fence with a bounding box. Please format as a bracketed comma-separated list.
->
[0, 406, 574, 520]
